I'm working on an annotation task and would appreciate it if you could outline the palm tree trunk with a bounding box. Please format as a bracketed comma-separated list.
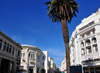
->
[61, 18, 70, 73]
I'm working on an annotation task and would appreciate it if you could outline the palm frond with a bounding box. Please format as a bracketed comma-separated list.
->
[45, 0, 79, 23]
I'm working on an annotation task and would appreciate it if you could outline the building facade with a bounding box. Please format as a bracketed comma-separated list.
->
[48, 57, 54, 73]
[53, 63, 57, 73]
[0, 30, 22, 73]
[20, 45, 42, 73]
[60, 56, 66, 73]
[69, 8, 100, 73]
[40, 51, 48, 73]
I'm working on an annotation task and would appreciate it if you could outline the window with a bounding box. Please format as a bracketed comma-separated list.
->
[12, 47, 14, 55]
[29, 53, 35, 59]
[82, 35, 84, 38]
[32, 54, 34, 59]
[0, 40, 2, 49]
[82, 49, 85, 55]
[43, 56, 44, 60]
[7, 44, 9, 52]
[43, 63, 44, 66]
[37, 55, 39, 59]
[90, 68, 94, 70]
[3, 42, 6, 51]
[31, 54, 32, 58]
[29, 53, 30, 58]
[9, 45, 12, 53]
[23, 53, 25, 57]
[95, 47, 98, 52]
[18, 50, 20, 57]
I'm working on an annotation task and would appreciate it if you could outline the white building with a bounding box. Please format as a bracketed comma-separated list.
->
[60, 56, 66, 73]
[69, 8, 100, 73]
[40, 51, 48, 73]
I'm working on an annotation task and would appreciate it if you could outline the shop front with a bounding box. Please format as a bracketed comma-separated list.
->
[83, 66, 100, 73]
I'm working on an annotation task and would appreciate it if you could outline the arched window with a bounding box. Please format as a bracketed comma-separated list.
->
[3, 42, 6, 51]
[92, 37, 97, 43]
[85, 39, 91, 46]
[81, 42, 84, 48]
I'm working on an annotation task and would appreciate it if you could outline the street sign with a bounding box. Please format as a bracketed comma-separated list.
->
[69, 65, 82, 73]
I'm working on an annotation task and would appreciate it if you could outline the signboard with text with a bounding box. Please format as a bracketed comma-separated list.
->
[93, 53, 99, 59]
[86, 54, 93, 60]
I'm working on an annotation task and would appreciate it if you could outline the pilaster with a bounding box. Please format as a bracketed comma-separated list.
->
[96, 33, 100, 58]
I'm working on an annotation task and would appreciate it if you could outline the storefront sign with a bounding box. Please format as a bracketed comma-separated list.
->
[86, 54, 93, 60]
[93, 53, 99, 59]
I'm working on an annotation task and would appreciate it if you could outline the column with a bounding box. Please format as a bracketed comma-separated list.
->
[26, 48, 29, 72]
[95, 25, 100, 58]
[90, 38, 93, 54]
[83, 40, 86, 55]
[34, 52, 37, 73]
[89, 38, 93, 54]
[96, 34, 100, 58]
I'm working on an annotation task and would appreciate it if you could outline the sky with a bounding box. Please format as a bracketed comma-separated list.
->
[0, 0, 100, 67]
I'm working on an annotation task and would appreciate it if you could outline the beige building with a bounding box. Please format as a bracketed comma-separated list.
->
[48, 57, 54, 73]
[20, 45, 42, 73]
[0, 30, 22, 73]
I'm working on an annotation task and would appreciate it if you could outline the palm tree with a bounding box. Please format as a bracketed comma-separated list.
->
[45, 0, 79, 73]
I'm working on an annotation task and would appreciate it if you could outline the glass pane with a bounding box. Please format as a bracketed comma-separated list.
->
[90, 71, 94, 73]
[96, 71, 100, 73]
[90, 68, 94, 70]
[86, 72, 89, 73]
[3, 42, 6, 51]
